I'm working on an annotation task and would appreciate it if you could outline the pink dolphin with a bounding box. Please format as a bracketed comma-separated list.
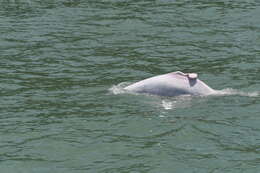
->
[124, 71, 216, 96]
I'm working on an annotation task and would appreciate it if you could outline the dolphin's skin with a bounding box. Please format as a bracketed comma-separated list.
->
[124, 71, 216, 96]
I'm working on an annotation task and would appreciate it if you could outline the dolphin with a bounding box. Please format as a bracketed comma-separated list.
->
[124, 71, 216, 96]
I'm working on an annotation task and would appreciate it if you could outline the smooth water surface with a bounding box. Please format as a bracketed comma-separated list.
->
[0, 0, 260, 172]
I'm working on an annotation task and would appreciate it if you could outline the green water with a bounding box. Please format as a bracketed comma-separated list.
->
[0, 0, 260, 172]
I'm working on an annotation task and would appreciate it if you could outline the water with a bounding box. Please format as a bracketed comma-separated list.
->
[0, 0, 260, 172]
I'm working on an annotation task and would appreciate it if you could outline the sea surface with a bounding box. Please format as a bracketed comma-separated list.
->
[0, 0, 260, 172]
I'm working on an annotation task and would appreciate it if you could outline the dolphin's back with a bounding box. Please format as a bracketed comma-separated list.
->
[124, 72, 215, 96]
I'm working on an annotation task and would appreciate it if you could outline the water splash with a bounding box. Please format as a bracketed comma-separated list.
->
[109, 82, 130, 95]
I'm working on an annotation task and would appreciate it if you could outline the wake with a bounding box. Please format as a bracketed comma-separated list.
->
[213, 88, 259, 97]
[110, 83, 259, 98]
